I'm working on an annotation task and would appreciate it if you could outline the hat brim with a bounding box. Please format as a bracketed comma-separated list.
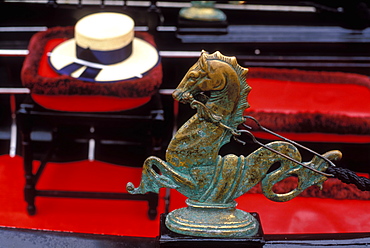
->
[48, 37, 159, 82]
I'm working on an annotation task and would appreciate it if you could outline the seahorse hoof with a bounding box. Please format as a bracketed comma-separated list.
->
[126, 182, 135, 193]
[324, 150, 342, 162]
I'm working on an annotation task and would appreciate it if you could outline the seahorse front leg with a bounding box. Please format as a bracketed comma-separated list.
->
[127, 156, 196, 195]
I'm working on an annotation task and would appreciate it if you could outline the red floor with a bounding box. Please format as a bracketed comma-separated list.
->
[0, 155, 369, 237]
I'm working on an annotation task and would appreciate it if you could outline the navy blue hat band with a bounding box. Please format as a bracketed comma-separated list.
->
[76, 42, 133, 65]
[58, 62, 101, 82]
[56, 42, 133, 81]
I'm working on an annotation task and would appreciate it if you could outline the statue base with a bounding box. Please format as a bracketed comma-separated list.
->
[158, 213, 265, 248]
[165, 199, 261, 238]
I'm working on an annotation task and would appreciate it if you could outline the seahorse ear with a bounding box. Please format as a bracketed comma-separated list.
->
[199, 51, 209, 72]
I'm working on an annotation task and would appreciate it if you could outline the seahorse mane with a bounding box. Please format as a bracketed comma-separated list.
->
[204, 51, 251, 127]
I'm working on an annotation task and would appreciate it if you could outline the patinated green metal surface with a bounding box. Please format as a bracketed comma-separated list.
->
[127, 51, 342, 238]
[179, 1, 227, 22]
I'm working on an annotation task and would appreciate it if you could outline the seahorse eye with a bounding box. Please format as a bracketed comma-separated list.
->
[188, 71, 199, 79]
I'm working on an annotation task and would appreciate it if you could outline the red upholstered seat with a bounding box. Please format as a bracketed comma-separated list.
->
[245, 67, 370, 143]
[21, 27, 162, 112]
[18, 26, 164, 218]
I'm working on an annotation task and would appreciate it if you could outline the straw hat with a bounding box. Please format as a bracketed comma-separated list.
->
[48, 12, 159, 82]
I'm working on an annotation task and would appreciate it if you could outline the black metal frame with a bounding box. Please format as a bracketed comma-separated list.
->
[16, 94, 165, 219]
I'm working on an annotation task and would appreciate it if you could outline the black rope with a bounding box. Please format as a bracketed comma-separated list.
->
[239, 116, 370, 192]
[326, 166, 370, 191]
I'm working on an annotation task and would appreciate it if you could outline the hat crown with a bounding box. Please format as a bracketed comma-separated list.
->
[75, 12, 134, 51]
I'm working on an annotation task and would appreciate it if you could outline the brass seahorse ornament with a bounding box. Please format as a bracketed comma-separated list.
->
[127, 51, 342, 238]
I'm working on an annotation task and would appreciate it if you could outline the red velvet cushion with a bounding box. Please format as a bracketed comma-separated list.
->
[245, 68, 370, 143]
[22, 27, 162, 112]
